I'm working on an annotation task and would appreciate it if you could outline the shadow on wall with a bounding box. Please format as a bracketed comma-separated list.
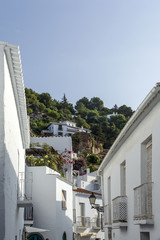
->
[0, 149, 25, 240]
[30, 200, 73, 240]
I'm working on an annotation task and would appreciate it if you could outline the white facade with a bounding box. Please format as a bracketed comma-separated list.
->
[31, 136, 72, 153]
[98, 84, 160, 240]
[26, 166, 73, 240]
[42, 121, 91, 136]
[0, 42, 29, 240]
[75, 170, 101, 193]
[73, 171, 104, 240]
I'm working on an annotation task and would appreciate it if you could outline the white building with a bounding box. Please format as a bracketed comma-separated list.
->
[98, 84, 160, 240]
[73, 170, 105, 240]
[25, 166, 73, 240]
[74, 170, 101, 193]
[0, 42, 30, 240]
[31, 136, 73, 154]
[42, 121, 91, 136]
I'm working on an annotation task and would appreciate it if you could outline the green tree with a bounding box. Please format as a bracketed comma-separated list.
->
[38, 92, 52, 108]
[76, 117, 90, 129]
[87, 110, 99, 124]
[90, 97, 104, 111]
[112, 104, 118, 114]
[75, 102, 89, 119]
[118, 105, 133, 118]
[109, 114, 127, 130]
[75, 97, 90, 110]
[61, 94, 68, 109]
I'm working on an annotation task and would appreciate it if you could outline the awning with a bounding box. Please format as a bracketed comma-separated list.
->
[25, 226, 50, 233]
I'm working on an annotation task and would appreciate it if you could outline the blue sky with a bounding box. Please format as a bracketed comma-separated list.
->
[1, 0, 160, 110]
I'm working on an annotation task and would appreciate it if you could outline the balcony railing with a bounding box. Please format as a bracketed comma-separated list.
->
[134, 182, 153, 220]
[112, 196, 127, 223]
[17, 172, 33, 207]
[91, 217, 101, 229]
[104, 204, 112, 225]
[24, 207, 33, 222]
[76, 216, 90, 228]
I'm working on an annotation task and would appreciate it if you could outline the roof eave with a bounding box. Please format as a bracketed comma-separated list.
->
[98, 85, 160, 174]
[2, 42, 29, 149]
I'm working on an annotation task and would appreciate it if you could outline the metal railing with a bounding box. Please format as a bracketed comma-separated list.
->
[18, 172, 33, 201]
[24, 207, 33, 221]
[134, 182, 153, 220]
[104, 204, 112, 225]
[76, 216, 90, 228]
[91, 217, 101, 229]
[112, 196, 127, 223]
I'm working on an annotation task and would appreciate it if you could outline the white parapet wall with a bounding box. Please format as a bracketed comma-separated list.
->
[30, 136, 72, 153]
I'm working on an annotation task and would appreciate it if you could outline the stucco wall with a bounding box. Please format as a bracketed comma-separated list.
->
[0, 45, 5, 240]
[2, 50, 25, 240]
[56, 177, 73, 240]
[74, 192, 104, 240]
[26, 166, 73, 240]
[102, 100, 160, 240]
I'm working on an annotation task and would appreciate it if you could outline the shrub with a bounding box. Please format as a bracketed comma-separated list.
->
[87, 154, 100, 164]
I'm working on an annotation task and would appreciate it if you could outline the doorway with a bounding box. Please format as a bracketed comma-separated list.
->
[27, 233, 44, 240]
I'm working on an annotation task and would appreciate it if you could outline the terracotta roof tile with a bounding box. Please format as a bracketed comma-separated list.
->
[73, 188, 101, 196]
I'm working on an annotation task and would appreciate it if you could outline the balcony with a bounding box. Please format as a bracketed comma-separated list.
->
[24, 207, 33, 225]
[17, 172, 33, 208]
[112, 196, 127, 227]
[134, 182, 153, 225]
[76, 216, 90, 230]
[91, 217, 101, 229]
[104, 204, 112, 226]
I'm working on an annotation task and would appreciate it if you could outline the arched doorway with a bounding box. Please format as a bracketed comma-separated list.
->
[62, 232, 67, 240]
[27, 233, 44, 240]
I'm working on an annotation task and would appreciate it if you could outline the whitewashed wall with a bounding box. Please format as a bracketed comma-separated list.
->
[0, 48, 26, 240]
[26, 166, 73, 240]
[73, 192, 104, 240]
[0, 44, 5, 240]
[56, 177, 73, 240]
[102, 100, 160, 240]
[31, 136, 72, 153]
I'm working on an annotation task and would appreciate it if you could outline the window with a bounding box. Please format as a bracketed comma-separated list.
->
[79, 203, 85, 226]
[108, 177, 112, 224]
[73, 209, 76, 223]
[120, 161, 126, 196]
[62, 190, 67, 209]
[59, 125, 62, 130]
[140, 232, 150, 240]
[141, 137, 152, 184]
[94, 183, 99, 190]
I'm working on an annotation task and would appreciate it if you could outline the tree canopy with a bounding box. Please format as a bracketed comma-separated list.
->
[25, 88, 133, 149]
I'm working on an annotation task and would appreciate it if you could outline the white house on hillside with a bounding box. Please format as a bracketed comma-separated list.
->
[0, 42, 30, 240]
[25, 166, 73, 240]
[42, 121, 91, 136]
[98, 83, 160, 240]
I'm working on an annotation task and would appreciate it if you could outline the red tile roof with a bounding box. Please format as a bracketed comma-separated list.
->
[73, 188, 101, 196]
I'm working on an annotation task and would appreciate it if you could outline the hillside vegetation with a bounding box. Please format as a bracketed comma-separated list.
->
[25, 88, 133, 150]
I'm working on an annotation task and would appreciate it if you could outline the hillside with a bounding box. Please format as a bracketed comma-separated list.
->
[25, 88, 133, 150]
